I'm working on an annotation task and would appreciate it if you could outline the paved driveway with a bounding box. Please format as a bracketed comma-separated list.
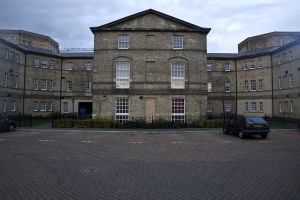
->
[0, 129, 299, 200]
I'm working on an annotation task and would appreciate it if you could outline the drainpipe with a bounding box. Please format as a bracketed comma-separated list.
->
[22, 52, 27, 116]
[235, 58, 238, 116]
[59, 57, 63, 115]
[271, 55, 274, 117]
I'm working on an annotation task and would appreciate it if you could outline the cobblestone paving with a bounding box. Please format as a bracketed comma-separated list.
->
[0, 129, 300, 200]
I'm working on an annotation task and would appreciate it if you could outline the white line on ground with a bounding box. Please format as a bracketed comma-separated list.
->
[171, 141, 185, 144]
[128, 141, 143, 144]
[38, 139, 55, 142]
[81, 140, 96, 143]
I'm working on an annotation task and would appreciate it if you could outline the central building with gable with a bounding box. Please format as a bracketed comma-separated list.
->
[90, 9, 211, 123]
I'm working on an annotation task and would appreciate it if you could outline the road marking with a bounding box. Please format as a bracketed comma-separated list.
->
[258, 140, 273, 143]
[128, 141, 143, 144]
[171, 141, 185, 144]
[81, 140, 96, 143]
[0, 139, 8, 141]
[38, 139, 55, 142]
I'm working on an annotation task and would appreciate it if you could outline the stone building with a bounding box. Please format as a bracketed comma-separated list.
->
[0, 10, 299, 121]
[0, 30, 93, 117]
[90, 9, 210, 123]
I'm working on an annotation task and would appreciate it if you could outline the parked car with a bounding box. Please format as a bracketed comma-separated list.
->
[223, 115, 270, 139]
[297, 120, 300, 131]
[0, 117, 16, 132]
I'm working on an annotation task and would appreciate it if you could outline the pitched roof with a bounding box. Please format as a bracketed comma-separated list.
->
[90, 9, 210, 33]
[207, 53, 238, 60]
[60, 52, 94, 58]
[0, 29, 59, 46]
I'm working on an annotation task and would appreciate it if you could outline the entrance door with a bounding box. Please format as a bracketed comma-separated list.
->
[78, 102, 93, 118]
[145, 98, 156, 122]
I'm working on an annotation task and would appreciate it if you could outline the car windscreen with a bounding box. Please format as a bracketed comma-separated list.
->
[246, 117, 267, 124]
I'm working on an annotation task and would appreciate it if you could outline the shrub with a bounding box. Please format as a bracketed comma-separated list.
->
[53, 119, 73, 128]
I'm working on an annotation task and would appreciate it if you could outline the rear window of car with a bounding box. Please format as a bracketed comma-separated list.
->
[246, 117, 267, 124]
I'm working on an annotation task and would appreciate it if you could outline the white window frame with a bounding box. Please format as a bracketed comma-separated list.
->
[249, 61, 256, 69]
[207, 64, 213, 72]
[250, 80, 256, 91]
[225, 102, 231, 112]
[278, 77, 282, 89]
[207, 82, 212, 92]
[10, 100, 16, 112]
[118, 36, 129, 49]
[14, 75, 19, 88]
[34, 58, 40, 67]
[257, 60, 262, 68]
[85, 81, 92, 92]
[223, 63, 231, 72]
[4, 73, 8, 87]
[5, 49, 9, 59]
[63, 102, 69, 113]
[66, 81, 72, 91]
[47, 80, 53, 91]
[171, 62, 185, 89]
[289, 74, 294, 88]
[67, 63, 73, 71]
[279, 102, 283, 113]
[258, 79, 263, 91]
[244, 80, 248, 91]
[34, 78, 38, 90]
[172, 36, 183, 49]
[49, 61, 54, 69]
[40, 101, 46, 111]
[47, 101, 53, 112]
[224, 81, 231, 92]
[33, 101, 38, 112]
[207, 103, 212, 113]
[85, 63, 93, 71]
[259, 102, 263, 112]
[251, 102, 257, 112]
[115, 98, 129, 123]
[116, 61, 130, 89]
[171, 98, 185, 123]
[245, 102, 249, 111]
[243, 62, 248, 70]
[40, 79, 47, 91]
[2, 99, 7, 112]
[16, 54, 20, 64]
[41, 60, 48, 68]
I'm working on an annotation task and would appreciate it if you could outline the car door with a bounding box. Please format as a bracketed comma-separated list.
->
[226, 118, 235, 132]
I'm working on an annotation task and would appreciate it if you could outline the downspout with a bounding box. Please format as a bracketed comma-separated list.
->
[22, 52, 27, 116]
[59, 57, 63, 115]
[271, 54, 274, 117]
[235, 58, 238, 116]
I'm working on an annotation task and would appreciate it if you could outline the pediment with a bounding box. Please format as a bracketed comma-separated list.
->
[91, 9, 210, 33]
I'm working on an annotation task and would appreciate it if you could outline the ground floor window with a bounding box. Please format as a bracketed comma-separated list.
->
[63, 102, 69, 113]
[225, 102, 231, 112]
[40, 101, 46, 111]
[47, 101, 53, 112]
[115, 98, 129, 123]
[10, 100, 16, 112]
[259, 102, 263, 111]
[33, 101, 38, 112]
[207, 103, 212, 113]
[171, 98, 185, 123]
[2, 99, 7, 112]
[251, 102, 257, 112]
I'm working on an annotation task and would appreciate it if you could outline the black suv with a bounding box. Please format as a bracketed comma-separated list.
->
[223, 116, 270, 139]
[0, 117, 16, 132]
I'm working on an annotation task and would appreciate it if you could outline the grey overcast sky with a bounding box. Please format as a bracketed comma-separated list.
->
[0, 0, 299, 53]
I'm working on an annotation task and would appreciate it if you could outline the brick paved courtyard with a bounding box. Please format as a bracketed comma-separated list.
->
[0, 129, 300, 200]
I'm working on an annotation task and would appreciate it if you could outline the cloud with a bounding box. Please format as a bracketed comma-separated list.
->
[0, 0, 299, 52]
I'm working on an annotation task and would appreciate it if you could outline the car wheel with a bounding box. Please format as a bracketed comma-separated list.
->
[261, 134, 268, 139]
[238, 129, 245, 139]
[9, 124, 15, 131]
